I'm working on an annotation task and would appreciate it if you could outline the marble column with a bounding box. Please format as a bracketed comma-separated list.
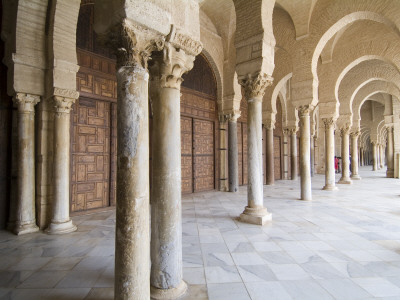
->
[219, 116, 229, 191]
[338, 126, 352, 184]
[310, 135, 315, 177]
[228, 113, 240, 192]
[377, 144, 382, 169]
[282, 129, 289, 179]
[265, 121, 274, 185]
[150, 42, 199, 299]
[8, 93, 40, 235]
[350, 131, 361, 180]
[298, 106, 312, 200]
[386, 126, 394, 177]
[111, 24, 163, 300]
[46, 93, 78, 235]
[372, 142, 378, 171]
[322, 118, 337, 191]
[360, 147, 364, 166]
[380, 144, 385, 169]
[290, 129, 298, 180]
[238, 73, 272, 225]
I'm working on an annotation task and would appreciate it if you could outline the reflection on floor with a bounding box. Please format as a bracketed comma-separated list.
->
[1, 167, 400, 299]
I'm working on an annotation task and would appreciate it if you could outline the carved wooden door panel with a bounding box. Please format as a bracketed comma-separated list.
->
[274, 135, 282, 180]
[193, 119, 215, 192]
[237, 122, 243, 185]
[70, 98, 111, 212]
[181, 116, 193, 194]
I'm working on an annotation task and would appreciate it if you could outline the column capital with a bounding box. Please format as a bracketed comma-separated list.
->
[13, 93, 40, 112]
[322, 117, 336, 129]
[104, 19, 165, 69]
[53, 96, 76, 114]
[224, 110, 241, 122]
[264, 120, 275, 130]
[297, 105, 314, 117]
[239, 72, 273, 101]
[284, 127, 298, 135]
[339, 124, 351, 136]
[350, 130, 361, 138]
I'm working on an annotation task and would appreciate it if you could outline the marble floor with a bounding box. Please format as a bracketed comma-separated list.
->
[1, 167, 400, 299]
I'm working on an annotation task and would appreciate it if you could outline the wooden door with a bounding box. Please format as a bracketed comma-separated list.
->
[181, 116, 193, 194]
[70, 98, 113, 212]
[274, 135, 282, 180]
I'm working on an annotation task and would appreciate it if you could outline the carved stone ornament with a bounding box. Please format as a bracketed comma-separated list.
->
[53, 96, 76, 114]
[322, 118, 335, 130]
[53, 88, 79, 100]
[264, 120, 275, 130]
[13, 93, 40, 113]
[239, 73, 273, 101]
[287, 127, 298, 135]
[166, 25, 203, 57]
[103, 19, 165, 69]
[350, 130, 361, 138]
[226, 110, 241, 122]
[340, 124, 351, 136]
[297, 105, 313, 117]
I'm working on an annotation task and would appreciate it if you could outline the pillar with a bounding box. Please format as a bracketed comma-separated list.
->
[111, 23, 163, 300]
[322, 118, 337, 191]
[290, 128, 298, 180]
[310, 135, 315, 177]
[350, 131, 361, 180]
[283, 129, 289, 179]
[360, 147, 364, 166]
[265, 121, 274, 185]
[219, 116, 229, 191]
[380, 144, 385, 169]
[228, 113, 240, 192]
[8, 93, 40, 235]
[238, 73, 272, 225]
[372, 142, 378, 171]
[46, 93, 78, 234]
[338, 126, 352, 184]
[150, 42, 198, 299]
[377, 144, 381, 169]
[298, 106, 312, 200]
[387, 126, 394, 178]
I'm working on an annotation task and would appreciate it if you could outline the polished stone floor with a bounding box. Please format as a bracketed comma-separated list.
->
[1, 167, 400, 299]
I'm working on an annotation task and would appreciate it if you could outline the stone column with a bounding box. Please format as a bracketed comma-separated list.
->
[238, 73, 272, 225]
[350, 131, 361, 180]
[228, 113, 240, 192]
[46, 92, 78, 235]
[298, 106, 312, 200]
[310, 135, 315, 177]
[150, 41, 200, 299]
[8, 93, 40, 235]
[107, 22, 164, 300]
[372, 142, 378, 171]
[377, 144, 382, 169]
[360, 147, 364, 166]
[338, 126, 352, 184]
[380, 144, 385, 169]
[219, 116, 229, 191]
[322, 118, 337, 191]
[282, 129, 289, 179]
[265, 121, 274, 185]
[290, 128, 298, 180]
[386, 126, 394, 177]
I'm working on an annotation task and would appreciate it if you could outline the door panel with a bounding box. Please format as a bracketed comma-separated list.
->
[181, 117, 193, 194]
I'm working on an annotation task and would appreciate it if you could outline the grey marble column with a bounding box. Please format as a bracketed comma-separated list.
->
[322, 118, 337, 191]
[9, 93, 40, 235]
[386, 126, 394, 178]
[228, 115, 239, 193]
[372, 142, 378, 171]
[219, 117, 229, 191]
[265, 122, 274, 185]
[282, 129, 289, 180]
[380, 144, 385, 169]
[310, 135, 315, 177]
[350, 131, 361, 180]
[46, 94, 78, 235]
[290, 129, 298, 180]
[339, 126, 352, 184]
[298, 106, 312, 200]
[150, 42, 199, 299]
[238, 73, 272, 225]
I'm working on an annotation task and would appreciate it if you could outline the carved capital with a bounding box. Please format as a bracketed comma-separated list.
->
[226, 110, 241, 122]
[53, 96, 76, 114]
[322, 118, 335, 130]
[350, 131, 361, 138]
[13, 93, 40, 113]
[285, 127, 298, 135]
[340, 124, 351, 137]
[297, 105, 313, 117]
[264, 120, 275, 130]
[239, 72, 273, 101]
[167, 25, 203, 57]
[103, 19, 165, 69]
[53, 88, 79, 100]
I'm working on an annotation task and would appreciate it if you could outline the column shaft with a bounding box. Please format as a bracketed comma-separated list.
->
[322, 119, 336, 190]
[265, 125, 274, 185]
[46, 95, 77, 234]
[372, 143, 378, 171]
[228, 119, 239, 192]
[351, 133, 361, 180]
[219, 119, 228, 191]
[338, 128, 352, 184]
[299, 107, 312, 200]
[10, 93, 40, 235]
[290, 131, 298, 180]
[282, 131, 289, 179]
[387, 127, 394, 177]
[310, 136, 315, 177]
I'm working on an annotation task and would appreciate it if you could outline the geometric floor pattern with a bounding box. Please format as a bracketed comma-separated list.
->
[1, 167, 400, 299]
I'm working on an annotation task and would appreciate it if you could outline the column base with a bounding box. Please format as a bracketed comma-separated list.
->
[10, 222, 39, 235]
[45, 220, 77, 235]
[338, 178, 352, 184]
[151, 280, 188, 300]
[387, 170, 394, 178]
[322, 184, 338, 191]
[351, 174, 361, 180]
[239, 206, 272, 225]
